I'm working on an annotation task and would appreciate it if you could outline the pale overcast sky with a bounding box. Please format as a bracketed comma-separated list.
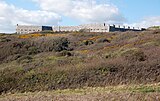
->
[0, 0, 160, 32]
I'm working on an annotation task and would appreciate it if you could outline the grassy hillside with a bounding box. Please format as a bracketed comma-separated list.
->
[0, 30, 160, 100]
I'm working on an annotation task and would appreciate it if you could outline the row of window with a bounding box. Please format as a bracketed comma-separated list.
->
[17, 29, 41, 32]
[90, 29, 108, 30]
[17, 32, 28, 34]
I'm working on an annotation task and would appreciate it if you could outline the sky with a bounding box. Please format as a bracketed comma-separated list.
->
[0, 0, 160, 33]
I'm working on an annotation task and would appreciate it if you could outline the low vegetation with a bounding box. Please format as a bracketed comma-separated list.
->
[0, 30, 160, 100]
[148, 26, 160, 30]
[0, 84, 160, 101]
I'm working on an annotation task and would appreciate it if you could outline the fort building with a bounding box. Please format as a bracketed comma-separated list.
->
[52, 23, 143, 32]
[16, 23, 144, 34]
[16, 24, 53, 34]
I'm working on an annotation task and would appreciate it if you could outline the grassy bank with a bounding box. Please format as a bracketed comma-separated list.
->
[0, 84, 160, 101]
[0, 30, 160, 95]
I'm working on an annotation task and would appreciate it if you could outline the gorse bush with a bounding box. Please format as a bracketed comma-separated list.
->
[33, 37, 71, 52]
[96, 38, 111, 43]
[52, 37, 70, 52]
[56, 50, 72, 57]
[0, 37, 71, 63]
[83, 40, 94, 45]
[105, 47, 147, 62]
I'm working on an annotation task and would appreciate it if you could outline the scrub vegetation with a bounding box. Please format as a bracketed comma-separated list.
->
[0, 30, 160, 100]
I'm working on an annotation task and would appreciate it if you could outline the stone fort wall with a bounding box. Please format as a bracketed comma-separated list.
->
[52, 23, 142, 32]
[16, 23, 143, 34]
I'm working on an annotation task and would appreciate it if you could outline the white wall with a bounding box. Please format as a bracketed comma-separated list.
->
[52, 23, 110, 32]
[16, 23, 141, 34]
[16, 25, 42, 34]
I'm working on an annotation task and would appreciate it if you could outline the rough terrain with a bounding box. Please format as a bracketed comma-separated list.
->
[0, 30, 160, 100]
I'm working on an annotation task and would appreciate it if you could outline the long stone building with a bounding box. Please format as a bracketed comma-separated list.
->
[16, 24, 52, 34]
[53, 23, 144, 32]
[16, 23, 144, 34]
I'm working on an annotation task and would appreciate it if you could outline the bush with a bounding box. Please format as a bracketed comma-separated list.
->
[17, 55, 33, 63]
[34, 37, 71, 52]
[105, 53, 112, 59]
[0, 36, 72, 63]
[83, 40, 94, 45]
[96, 38, 111, 43]
[105, 48, 147, 62]
[5, 54, 22, 62]
[52, 37, 70, 52]
[120, 48, 147, 62]
[113, 31, 138, 42]
[28, 46, 40, 55]
[0, 38, 11, 42]
[130, 51, 147, 62]
[56, 50, 72, 57]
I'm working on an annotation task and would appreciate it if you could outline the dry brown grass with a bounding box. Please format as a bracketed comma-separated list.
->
[0, 84, 160, 101]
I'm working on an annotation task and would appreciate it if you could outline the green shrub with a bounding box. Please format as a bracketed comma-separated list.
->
[96, 38, 111, 43]
[118, 48, 147, 62]
[17, 55, 33, 63]
[113, 32, 138, 42]
[0, 38, 11, 42]
[28, 46, 39, 55]
[5, 54, 22, 62]
[142, 39, 160, 47]
[83, 40, 94, 45]
[105, 48, 147, 62]
[52, 37, 70, 52]
[130, 51, 147, 61]
[105, 53, 112, 59]
[56, 50, 72, 57]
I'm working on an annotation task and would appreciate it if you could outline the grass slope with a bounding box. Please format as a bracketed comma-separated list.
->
[0, 84, 160, 101]
[0, 30, 160, 100]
